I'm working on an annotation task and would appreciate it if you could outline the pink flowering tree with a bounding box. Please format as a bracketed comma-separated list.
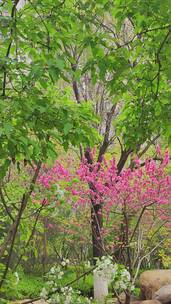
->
[36, 150, 171, 276]
[73, 150, 171, 271]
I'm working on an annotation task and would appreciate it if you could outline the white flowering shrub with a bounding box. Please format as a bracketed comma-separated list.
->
[40, 257, 134, 303]
[40, 260, 96, 304]
[94, 256, 114, 281]
[94, 256, 134, 293]
[112, 264, 134, 292]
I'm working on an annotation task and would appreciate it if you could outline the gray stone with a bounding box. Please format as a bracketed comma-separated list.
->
[132, 301, 161, 304]
[140, 270, 171, 299]
[153, 285, 171, 304]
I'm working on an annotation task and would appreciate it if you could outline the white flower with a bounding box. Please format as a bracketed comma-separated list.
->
[120, 281, 127, 290]
[50, 267, 55, 274]
[85, 261, 91, 268]
[47, 280, 54, 286]
[61, 261, 66, 266]
[113, 263, 118, 274]
[58, 271, 64, 279]
[114, 281, 120, 290]
[121, 269, 131, 281]
[14, 272, 19, 285]
[40, 287, 48, 299]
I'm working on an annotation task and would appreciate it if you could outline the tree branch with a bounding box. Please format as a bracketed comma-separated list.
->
[0, 161, 41, 288]
[2, 0, 20, 96]
[0, 188, 14, 222]
[98, 104, 116, 162]
[13, 204, 43, 271]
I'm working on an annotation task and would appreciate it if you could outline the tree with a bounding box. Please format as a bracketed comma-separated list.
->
[2, 0, 170, 263]
[37, 149, 171, 303]
[0, 0, 171, 290]
[0, 0, 100, 289]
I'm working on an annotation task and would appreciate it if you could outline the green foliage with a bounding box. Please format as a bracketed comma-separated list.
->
[16, 273, 44, 299]
[0, 0, 101, 179]
[0, 266, 21, 301]
[2, 272, 44, 301]
[132, 287, 141, 298]
[0, 0, 171, 300]
[1, 0, 171, 157]
[57, 266, 93, 296]
[0, 85, 99, 177]
[1, 266, 93, 301]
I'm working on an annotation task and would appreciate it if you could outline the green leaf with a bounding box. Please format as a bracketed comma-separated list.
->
[63, 122, 73, 135]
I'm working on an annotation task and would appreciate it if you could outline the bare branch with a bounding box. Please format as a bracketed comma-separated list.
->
[98, 104, 117, 162]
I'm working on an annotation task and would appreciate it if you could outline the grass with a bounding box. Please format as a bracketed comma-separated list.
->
[1, 273, 44, 302]
[16, 273, 45, 299]
[57, 266, 93, 296]
[2, 266, 93, 301]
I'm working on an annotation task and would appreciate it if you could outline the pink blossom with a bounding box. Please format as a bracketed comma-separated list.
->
[36, 150, 171, 228]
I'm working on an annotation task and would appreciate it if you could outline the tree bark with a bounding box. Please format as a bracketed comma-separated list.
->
[91, 201, 104, 262]
[42, 217, 47, 275]
[0, 162, 41, 288]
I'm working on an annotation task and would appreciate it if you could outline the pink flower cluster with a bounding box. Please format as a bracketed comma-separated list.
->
[75, 152, 171, 213]
[37, 150, 171, 222]
[38, 161, 70, 188]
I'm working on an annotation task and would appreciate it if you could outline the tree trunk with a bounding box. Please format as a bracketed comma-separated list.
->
[125, 292, 131, 304]
[84, 147, 107, 301]
[91, 201, 103, 262]
[42, 218, 47, 275]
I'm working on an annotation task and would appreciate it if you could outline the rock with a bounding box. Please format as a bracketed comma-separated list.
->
[132, 300, 161, 304]
[93, 271, 109, 303]
[140, 270, 171, 299]
[108, 300, 159, 304]
[153, 285, 171, 304]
